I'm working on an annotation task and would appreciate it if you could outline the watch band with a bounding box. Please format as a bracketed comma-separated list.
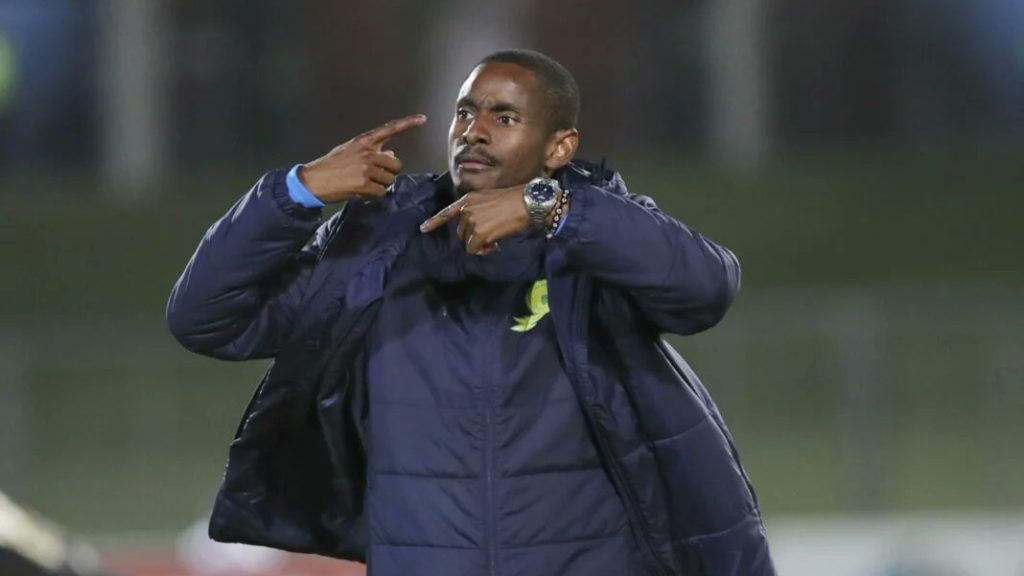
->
[545, 187, 570, 239]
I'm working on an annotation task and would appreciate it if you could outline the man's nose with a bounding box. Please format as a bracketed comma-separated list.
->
[461, 118, 489, 145]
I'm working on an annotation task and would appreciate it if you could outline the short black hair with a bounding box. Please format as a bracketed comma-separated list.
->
[477, 49, 580, 132]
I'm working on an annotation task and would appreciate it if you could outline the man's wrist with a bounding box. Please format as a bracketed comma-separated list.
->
[545, 189, 571, 238]
[286, 164, 325, 209]
[552, 199, 570, 235]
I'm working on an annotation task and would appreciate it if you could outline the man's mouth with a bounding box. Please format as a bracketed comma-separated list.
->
[455, 150, 497, 172]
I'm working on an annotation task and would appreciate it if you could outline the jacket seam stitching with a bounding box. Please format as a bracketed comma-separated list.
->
[672, 514, 763, 544]
[651, 414, 713, 447]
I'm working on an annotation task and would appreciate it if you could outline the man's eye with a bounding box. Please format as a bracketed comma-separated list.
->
[456, 109, 471, 120]
[498, 115, 516, 125]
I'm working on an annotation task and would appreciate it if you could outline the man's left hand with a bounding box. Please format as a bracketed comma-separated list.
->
[419, 185, 530, 256]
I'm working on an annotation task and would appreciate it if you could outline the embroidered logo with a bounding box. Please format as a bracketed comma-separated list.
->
[511, 280, 550, 332]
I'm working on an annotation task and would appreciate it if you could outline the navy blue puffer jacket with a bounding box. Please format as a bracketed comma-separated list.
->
[166, 160, 775, 575]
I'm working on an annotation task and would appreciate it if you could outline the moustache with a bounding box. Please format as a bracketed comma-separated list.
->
[454, 148, 499, 166]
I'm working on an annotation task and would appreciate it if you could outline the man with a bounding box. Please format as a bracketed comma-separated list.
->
[167, 49, 774, 576]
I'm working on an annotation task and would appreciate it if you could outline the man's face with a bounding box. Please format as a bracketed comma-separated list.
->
[448, 62, 552, 194]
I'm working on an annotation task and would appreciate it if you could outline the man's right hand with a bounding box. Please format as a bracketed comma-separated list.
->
[298, 114, 427, 204]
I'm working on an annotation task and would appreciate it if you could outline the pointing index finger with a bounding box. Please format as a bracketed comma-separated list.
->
[360, 114, 428, 148]
[419, 194, 468, 233]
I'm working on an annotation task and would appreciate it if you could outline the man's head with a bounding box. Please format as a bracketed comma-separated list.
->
[448, 49, 580, 194]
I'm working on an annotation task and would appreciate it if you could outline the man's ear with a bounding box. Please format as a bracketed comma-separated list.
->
[544, 128, 579, 172]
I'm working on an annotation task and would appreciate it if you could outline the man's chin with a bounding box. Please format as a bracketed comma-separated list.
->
[451, 170, 498, 194]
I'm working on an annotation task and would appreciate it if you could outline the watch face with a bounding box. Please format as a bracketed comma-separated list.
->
[529, 182, 556, 203]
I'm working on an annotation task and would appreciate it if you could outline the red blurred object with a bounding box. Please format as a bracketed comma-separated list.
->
[103, 552, 364, 576]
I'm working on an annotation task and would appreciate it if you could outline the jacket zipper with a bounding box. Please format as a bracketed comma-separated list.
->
[483, 314, 501, 576]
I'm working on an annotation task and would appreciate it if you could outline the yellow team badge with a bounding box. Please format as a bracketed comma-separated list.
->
[511, 280, 550, 332]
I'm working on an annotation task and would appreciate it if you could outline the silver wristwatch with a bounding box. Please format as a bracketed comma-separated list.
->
[522, 177, 562, 232]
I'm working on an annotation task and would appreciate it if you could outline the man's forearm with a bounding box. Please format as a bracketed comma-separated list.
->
[548, 183, 739, 334]
[166, 169, 323, 359]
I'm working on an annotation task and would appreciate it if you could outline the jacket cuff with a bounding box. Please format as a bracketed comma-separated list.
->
[286, 164, 327, 208]
[267, 168, 323, 222]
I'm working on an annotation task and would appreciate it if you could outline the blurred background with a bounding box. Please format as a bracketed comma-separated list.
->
[0, 0, 1022, 575]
